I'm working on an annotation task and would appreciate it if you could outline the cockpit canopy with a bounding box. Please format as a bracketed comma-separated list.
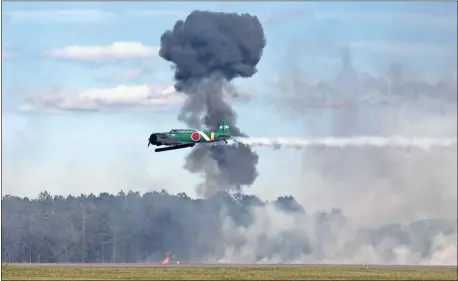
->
[169, 129, 194, 134]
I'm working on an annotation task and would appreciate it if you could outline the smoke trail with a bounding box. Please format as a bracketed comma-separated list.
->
[159, 10, 266, 197]
[232, 136, 457, 150]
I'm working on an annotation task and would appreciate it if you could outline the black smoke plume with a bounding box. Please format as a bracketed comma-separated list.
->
[159, 10, 266, 196]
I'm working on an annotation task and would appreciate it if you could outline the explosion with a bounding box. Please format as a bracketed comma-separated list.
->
[159, 10, 266, 197]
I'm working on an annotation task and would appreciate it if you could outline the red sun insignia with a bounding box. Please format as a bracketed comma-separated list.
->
[191, 132, 200, 141]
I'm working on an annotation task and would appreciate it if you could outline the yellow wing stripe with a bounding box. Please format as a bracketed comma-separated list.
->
[211, 132, 215, 141]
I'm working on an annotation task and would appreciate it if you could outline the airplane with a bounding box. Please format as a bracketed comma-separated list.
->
[148, 120, 231, 152]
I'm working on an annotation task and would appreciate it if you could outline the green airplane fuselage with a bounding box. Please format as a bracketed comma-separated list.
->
[167, 129, 226, 144]
[148, 120, 231, 152]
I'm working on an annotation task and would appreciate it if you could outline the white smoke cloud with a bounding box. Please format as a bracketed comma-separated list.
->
[212, 203, 457, 265]
[427, 233, 458, 265]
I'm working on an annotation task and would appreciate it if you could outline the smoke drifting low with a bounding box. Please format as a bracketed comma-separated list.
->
[159, 10, 266, 197]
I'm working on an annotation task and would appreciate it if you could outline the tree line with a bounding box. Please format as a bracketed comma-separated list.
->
[2, 190, 455, 263]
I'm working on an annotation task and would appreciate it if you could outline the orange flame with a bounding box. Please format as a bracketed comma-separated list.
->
[160, 250, 174, 264]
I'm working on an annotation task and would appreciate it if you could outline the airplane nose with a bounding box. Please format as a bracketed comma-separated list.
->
[148, 134, 158, 147]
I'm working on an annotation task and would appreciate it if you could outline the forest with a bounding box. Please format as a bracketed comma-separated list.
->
[2, 190, 456, 264]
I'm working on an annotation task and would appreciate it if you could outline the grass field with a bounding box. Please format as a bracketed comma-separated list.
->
[3, 266, 457, 280]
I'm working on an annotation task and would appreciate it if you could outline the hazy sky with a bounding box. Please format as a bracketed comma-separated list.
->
[2, 1, 457, 199]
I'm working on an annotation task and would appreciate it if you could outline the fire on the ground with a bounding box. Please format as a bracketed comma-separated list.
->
[160, 250, 176, 264]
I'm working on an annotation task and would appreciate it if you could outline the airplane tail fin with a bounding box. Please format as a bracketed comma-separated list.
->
[216, 120, 230, 136]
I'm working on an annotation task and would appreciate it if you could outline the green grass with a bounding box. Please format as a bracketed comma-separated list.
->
[2, 267, 457, 280]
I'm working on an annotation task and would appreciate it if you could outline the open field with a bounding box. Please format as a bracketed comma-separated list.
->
[3, 264, 457, 280]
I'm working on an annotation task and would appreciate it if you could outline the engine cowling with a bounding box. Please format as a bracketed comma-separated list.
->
[148, 134, 161, 146]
